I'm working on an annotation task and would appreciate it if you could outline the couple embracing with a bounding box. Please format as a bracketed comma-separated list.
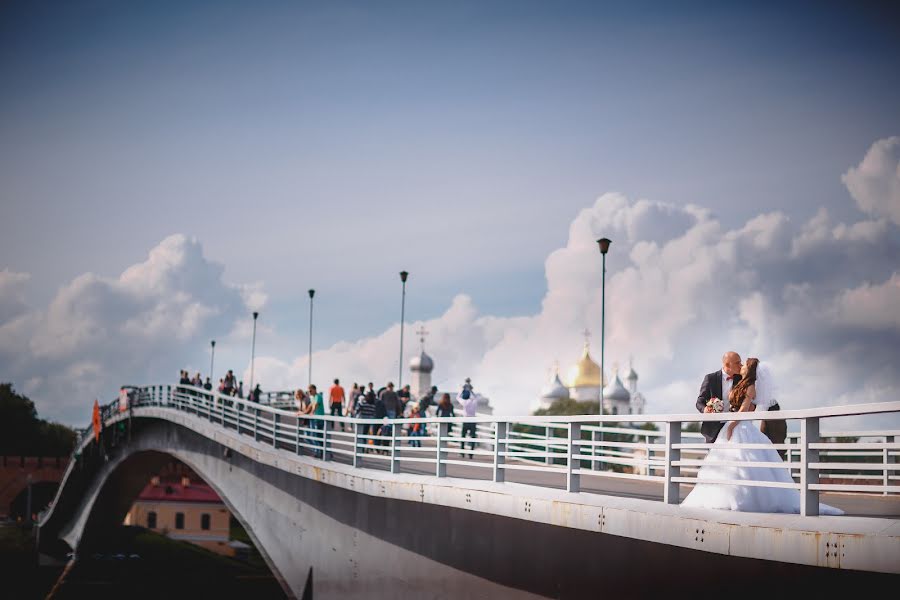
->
[680, 352, 842, 515]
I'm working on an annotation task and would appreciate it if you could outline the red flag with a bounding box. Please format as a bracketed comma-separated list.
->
[92, 399, 101, 442]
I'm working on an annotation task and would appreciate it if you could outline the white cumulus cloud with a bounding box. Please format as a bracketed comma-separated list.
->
[0, 234, 262, 423]
[252, 178, 900, 429]
[842, 136, 900, 226]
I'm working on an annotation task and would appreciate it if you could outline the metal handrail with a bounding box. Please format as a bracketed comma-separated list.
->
[85, 384, 900, 515]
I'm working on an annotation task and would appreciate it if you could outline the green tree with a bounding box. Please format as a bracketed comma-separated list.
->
[0, 383, 76, 456]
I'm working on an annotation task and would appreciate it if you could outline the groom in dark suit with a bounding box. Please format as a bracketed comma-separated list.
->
[696, 351, 743, 443]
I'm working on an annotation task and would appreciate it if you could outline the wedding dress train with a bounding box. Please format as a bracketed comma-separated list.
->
[680, 420, 843, 515]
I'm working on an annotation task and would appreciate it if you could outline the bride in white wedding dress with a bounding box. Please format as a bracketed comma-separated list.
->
[681, 358, 843, 515]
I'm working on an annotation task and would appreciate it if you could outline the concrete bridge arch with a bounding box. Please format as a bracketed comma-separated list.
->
[38, 408, 899, 599]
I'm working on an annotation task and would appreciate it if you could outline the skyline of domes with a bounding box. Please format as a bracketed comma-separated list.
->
[537, 335, 645, 416]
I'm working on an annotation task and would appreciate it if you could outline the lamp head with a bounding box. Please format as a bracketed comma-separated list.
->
[252, 311, 259, 320]
[308, 289, 315, 299]
[597, 238, 612, 255]
[211, 340, 216, 348]
[400, 271, 408, 283]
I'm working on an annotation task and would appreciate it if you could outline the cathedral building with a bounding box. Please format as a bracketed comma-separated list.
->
[538, 334, 645, 416]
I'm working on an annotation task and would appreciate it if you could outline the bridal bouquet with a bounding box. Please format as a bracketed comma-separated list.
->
[706, 397, 724, 413]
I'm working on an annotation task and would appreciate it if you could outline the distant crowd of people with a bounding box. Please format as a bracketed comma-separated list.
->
[178, 369, 261, 403]
[292, 378, 482, 458]
[177, 370, 483, 458]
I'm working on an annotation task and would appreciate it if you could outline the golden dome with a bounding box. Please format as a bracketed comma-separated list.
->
[567, 343, 604, 388]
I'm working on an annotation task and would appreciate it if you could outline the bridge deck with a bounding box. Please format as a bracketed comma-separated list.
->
[146, 406, 899, 535]
[46, 405, 900, 581]
[352, 447, 900, 518]
[283, 419, 900, 519]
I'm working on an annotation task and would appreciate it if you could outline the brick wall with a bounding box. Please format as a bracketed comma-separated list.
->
[0, 456, 69, 518]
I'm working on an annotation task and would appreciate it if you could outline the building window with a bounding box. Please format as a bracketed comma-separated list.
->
[147, 512, 157, 529]
[201, 514, 211, 531]
[175, 512, 185, 530]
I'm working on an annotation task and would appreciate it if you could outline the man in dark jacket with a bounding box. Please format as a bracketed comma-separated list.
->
[380, 382, 401, 419]
[418, 385, 437, 434]
[696, 351, 742, 443]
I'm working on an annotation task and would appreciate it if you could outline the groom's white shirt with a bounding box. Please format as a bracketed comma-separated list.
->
[721, 370, 734, 401]
[719, 370, 734, 424]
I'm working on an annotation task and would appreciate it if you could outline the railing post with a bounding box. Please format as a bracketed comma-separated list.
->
[322, 418, 330, 461]
[663, 421, 681, 504]
[800, 417, 820, 516]
[436, 422, 448, 478]
[493, 422, 507, 483]
[254, 407, 260, 442]
[884, 435, 894, 496]
[544, 426, 551, 466]
[352, 422, 360, 468]
[273, 413, 281, 450]
[592, 429, 600, 471]
[567, 423, 581, 493]
[786, 433, 793, 475]
[390, 418, 399, 474]
[296, 419, 302, 456]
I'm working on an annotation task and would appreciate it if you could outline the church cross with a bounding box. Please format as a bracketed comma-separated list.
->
[416, 325, 429, 349]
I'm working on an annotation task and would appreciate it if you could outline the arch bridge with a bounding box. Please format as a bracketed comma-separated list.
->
[38, 385, 900, 598]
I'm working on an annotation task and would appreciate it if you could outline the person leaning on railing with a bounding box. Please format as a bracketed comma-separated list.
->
[297, 385, 324, 458]
[406, 402, 423, 447]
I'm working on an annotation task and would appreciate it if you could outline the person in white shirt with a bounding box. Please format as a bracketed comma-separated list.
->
[457, 388, 480, 459]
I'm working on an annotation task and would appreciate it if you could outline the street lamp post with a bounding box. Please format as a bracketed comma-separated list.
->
[308, 289, 315, 387]
[209, 340, 216, 383]
[399, 271, 408, 388]
[249, 311, 259, 395]
[597, 238, 611, 416]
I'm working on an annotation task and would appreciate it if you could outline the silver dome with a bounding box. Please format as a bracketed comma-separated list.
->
[603, 373, 630, 402]
[410, 351, 434, 373]
[541, 373, 570, 400]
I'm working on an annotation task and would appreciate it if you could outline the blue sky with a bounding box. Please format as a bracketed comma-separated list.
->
[1, 1, 899, 424]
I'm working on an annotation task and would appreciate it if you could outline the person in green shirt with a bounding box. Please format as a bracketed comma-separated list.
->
[306, 384, 325, 458]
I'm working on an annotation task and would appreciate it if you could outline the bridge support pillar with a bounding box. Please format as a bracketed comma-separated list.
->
[664, 421, 681, 504]
[436, 422, 448, 478]
[800, 417, 820, 516]
[567, 423, 580, 493]
[494, 422, 507, 483]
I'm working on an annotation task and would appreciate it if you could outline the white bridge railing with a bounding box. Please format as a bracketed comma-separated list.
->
[94, 385, 900, 517]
